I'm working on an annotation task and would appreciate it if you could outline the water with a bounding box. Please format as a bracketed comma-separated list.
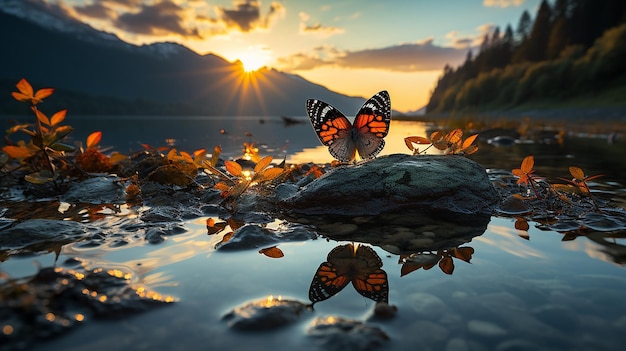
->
[1, 115, 626, 350]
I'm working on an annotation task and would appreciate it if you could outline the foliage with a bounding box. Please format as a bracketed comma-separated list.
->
[404, 128, 478, 155]
[399, 246, 474, 276]
[427, 0, 626, 113]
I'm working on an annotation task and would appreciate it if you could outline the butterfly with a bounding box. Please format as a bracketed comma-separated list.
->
[306, 90, 391, 162]
[308, 243, 389, 304]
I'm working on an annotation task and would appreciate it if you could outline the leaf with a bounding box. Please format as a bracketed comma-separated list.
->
[16, 78, 34, 97]
[49, 142, 76, 152]
[438, 256, 455, 275]
[462, 134, 478, 149]
[33, 108, 50, 126]
[400, 262, 422, 276]
[520, 155, 534, 173]
[404, 136, 431, 151]
[206, 218, 228, 235]
[463, 144, 479, 155]
[211, 145, 221, 167]
[569, 166, 585, 181]
[34, 88, 54, 101]
[50, 110, 67, 126]
[254, 155, 273, 173]
[2, 145, 36, 159]
[25, 170, 55, 184]
[86, 131, 102, 149]
[109, 152, 128, 164]
[451, 247, 474, 263]
[515, 218, 530, 231]
[446, 128, 463, 145]
[258, 167, 284, 182]
[224, 160, 243, 177]
[259, 246, 284, 258]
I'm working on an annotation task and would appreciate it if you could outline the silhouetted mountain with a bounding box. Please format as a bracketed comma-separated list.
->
[0, 0, 365, 116]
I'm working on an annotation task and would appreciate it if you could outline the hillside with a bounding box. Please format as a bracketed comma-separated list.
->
[0, 1, 364, 116]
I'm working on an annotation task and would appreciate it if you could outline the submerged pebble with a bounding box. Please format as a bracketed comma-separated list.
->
[306, 316, 389, 351]
[222, 296, 311, 330]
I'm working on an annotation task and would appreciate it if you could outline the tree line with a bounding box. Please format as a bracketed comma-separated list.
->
[426, 0, 626, 113]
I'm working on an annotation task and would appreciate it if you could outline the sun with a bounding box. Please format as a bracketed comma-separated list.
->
[237, 46, 272, 72]
[239, 53, 267, 72]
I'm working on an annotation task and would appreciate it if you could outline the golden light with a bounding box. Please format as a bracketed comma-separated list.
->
[237, 46, 271, 73]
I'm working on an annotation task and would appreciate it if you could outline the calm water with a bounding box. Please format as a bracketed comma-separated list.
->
[2, 115, 626, 350]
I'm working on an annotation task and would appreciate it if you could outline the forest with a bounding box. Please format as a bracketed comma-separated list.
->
[426, 0, 626, 114]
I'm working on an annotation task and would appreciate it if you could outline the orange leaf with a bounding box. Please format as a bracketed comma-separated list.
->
[34, 88, 54, 101]
[254, 155, 273, 173]
[33, 108, 50, 126]
[515, 218, 529, 231]
[569, 166, 585, 180]
[11, 92, 31, 103]
[520, 155, 534, 173]
[211, 145, 221, 167]
[438, 256, 455, 275]
[446, 128, 463, 144]
[224, 160, 243, 177]
[86, 131, 102, 149]
[2, 145, 36, 159]
[258, 167, 283, 181]
[15, 78, 34, 97]
[451, 247, 474, 262]
[50, 110, 67, 126]
[259, 246, 284, 258]
[462, 134, 478, 149]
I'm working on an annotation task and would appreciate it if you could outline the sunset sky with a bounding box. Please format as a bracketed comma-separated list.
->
[42, 0, 541, 112]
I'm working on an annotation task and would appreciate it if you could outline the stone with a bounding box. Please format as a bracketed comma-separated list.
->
[0, 219, 92, 250]
[222, 296, 311, 330]
[60, 175, 126, 204]
[283, 154, 499, 216]
[216, 223, 318, 251]
[306, 316, 389, 351]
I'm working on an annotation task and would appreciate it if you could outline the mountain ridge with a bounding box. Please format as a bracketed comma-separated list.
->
[0, 0, 366, 116]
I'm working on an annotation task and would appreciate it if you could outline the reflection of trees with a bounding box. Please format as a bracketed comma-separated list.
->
[308, 243, 388, 305]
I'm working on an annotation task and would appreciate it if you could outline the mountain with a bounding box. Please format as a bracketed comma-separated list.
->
[0, 0, 365, 116]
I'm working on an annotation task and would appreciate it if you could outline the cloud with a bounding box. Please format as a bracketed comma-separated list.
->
[483, 0, 525, 8]
[277, 39, 466, 72]
[445, 24, 496, 49]
[216, 0, 285, 32]
[298, 12, 345, 37]
[114, 1, 200, 37]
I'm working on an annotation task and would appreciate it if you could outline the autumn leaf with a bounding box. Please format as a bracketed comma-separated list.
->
[12, 78, 54, 105]
[2, 145, 37, 159]
[206, 218, 228, 235]
[259, 246, 284, 258]
[254, 155, 273, 173]
[86, 131, 102, 149]
[50, 110, 67, 126]
[33, 108, 50, 126]
[438, 256, 455, 275]
[258, 167, 284, 182]
[224, 160, 243, 177]
[512, 155, 535, 186]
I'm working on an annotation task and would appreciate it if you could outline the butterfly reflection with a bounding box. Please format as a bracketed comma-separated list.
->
[309, 243, 389, 305]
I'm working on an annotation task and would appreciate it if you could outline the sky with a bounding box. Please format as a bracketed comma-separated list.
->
[40, 0, 541, 112]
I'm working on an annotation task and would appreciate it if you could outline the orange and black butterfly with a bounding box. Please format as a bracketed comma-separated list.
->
[309, 243, 389, 304]
[306, 91, 391, 162]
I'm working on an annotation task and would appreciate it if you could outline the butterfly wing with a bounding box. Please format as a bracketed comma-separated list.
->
[308, 262, 350, 303]
[306, 99, 357, 162]
[352, 268, 389, 303]
[353, 90, 391, 159]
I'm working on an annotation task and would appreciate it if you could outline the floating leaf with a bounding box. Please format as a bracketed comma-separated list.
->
[438, 256, 454, 275]
[259, 246, 284, 258]
[206, 218, 228, 235]
[451, 247, 474, 263]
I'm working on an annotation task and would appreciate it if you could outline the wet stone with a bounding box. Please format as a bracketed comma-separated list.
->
[0, 219, 94, 250]
[222, 296, 311, 330]
[216, 223, 317, 251]
[60, 176, 125, 204]
[306, 316, 389, 351]
[283, 154, 499, 216]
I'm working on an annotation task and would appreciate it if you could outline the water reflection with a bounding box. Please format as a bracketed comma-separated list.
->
[308, 243, 388, 305]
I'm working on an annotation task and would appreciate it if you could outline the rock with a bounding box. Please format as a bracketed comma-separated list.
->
[61, 176, 126, 204]
[306, 316, 389, 351]
[0, 219, 92, 250]
[283, 154, 499, 216]
[287, 208, 490, 254]
[216, 223, 318, 251]
[222, 296, 311, 330]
